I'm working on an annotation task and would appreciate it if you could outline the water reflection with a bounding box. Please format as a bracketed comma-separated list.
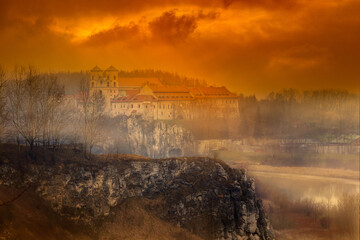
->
[250, 171, 359, 206]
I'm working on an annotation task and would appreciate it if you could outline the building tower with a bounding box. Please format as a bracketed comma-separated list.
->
[90, 65, 120, 111]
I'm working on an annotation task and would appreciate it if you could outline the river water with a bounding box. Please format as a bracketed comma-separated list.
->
[249, 170, 359, 205]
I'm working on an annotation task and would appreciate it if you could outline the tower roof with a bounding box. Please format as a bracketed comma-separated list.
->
[90, 66, 102, 72]
[105, 65, 118, 71]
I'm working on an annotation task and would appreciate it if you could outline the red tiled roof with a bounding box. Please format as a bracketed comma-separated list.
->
[90, 66, 102, 72]
[150, 85, 189, 93]
[105, 65, 118, 71]
[126, 90, 140, 97]
[111, 85, 237, 103]
[197, 86, 237, 98]
[188, 88, 204, 97]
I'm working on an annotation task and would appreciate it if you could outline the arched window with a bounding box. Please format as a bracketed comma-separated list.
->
[92, 76, 94, 80]
[91, 82, 94, 87]
[107, 82, 109, 87]
[100, 80, 103, 85]
[99, 90, 102, 95]
[107, 76, 109, 80]
[113, 76, 116, 80]
[114, 82, 116, 87]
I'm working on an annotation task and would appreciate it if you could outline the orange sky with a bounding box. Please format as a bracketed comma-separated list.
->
[0, 0, 359, 96]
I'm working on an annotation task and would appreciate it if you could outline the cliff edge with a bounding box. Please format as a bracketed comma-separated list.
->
[0, 148, 274, 240]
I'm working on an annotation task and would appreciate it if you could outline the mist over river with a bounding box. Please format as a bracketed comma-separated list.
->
[250, 171, 359, 206]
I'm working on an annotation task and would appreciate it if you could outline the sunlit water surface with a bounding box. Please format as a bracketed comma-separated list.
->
[250, 171, 359, 206]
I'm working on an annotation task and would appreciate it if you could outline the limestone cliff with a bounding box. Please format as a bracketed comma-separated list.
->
[0, 153, 274, 240]
[126, 118, 195, 158]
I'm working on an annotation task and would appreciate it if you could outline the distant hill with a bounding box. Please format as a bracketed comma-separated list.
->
[56, 69, 208, 95]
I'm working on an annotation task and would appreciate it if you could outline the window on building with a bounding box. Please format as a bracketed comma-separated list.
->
[100, 80, 103, 85]
[114, 82, 116, 87]
[113, 76, 116, 80]
[107, 76, 109, 80]
[99, 90, 102, 95]
[138, 104, 140, 108]
[131, 104, 133, 108]
[92, 76, 94, 80]
[91, 82, 94, 87]
[107, 82, 109, 87]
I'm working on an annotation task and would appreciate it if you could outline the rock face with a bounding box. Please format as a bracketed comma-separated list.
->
[0, 156, 274, 240]
[126, 117, 195, 158]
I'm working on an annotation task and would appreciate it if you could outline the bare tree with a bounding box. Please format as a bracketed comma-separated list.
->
[19, 66, 42, 152]
[7, 65, 26, 150]
[6, 67, 73, 159]
[38, 74, 66, 148]
[78, 78, 105, 157]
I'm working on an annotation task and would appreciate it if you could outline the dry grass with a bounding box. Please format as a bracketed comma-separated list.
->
[0, 186, 92, 240]
[99, 198, 203, 240]
[255, 178, 360, 240]
[0, 185, 203, 240]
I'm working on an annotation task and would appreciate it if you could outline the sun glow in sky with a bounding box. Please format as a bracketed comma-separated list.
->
[0, 0, 359, 96]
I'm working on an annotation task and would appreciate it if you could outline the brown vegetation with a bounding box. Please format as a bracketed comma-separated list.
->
[0, 185, 202, 240]
[99, 198, 202, 240]
[255, 178, 360, 240]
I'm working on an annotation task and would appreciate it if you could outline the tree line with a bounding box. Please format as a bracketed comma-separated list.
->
[0, 65, 105, 159]
[239, 89, 359, 141]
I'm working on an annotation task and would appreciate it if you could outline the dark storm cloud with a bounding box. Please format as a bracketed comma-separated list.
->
[84, 23, 140, 46]
[83, 10, 219, 46]
[149, 10, 198, 42]
[221, 0, 298, 9]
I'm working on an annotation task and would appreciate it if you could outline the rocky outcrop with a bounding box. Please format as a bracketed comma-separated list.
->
[0, 155, 274, 240]
[126, 117, 195, 158]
